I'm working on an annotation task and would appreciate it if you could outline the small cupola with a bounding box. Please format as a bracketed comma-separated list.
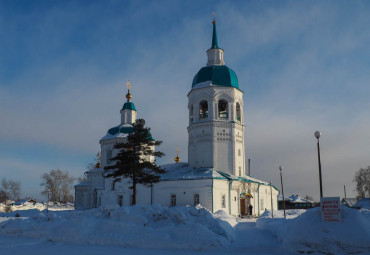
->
[120, 81, 137, 125]
[174, 147, 181, 163]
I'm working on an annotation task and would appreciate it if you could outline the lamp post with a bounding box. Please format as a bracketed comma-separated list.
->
[279, 166, 286, 219]
[314, 131, 323, 198]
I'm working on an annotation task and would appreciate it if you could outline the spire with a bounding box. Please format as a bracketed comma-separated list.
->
[206, 12, 224, 66]
[211, 12, 219, 49]
[174, 147, 181, 163]
[95, 152, 101, 168]
[125, 81, 132, 102]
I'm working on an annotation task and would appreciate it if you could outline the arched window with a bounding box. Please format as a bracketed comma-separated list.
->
[199, 100, 208, 119]
[190, 105, 193, 123]
[236, 102, 241, 122]
[218, 100, 228, 118]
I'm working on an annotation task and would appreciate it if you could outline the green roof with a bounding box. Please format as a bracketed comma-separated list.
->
[121, 102, 136, 111]
[107, 124, 154, 141]
[192, 65, 239, 88]
[108, 125, 134, 135]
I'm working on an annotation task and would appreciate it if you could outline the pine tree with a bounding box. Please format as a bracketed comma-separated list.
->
[104, 119, 165, 205]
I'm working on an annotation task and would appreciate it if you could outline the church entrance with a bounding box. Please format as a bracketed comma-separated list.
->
[240, 198, 246, 215]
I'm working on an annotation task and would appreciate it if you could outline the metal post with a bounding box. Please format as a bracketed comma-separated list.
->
[279, 166, 286, 219]
[344, 185, 347, 199]
[315, 131, 323, 198]
[47, 189, 49, 221]
[248, 158, 251, 176]
[270, 180, 274, 218]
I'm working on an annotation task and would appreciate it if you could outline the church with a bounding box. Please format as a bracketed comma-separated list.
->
[75, 18, 279, 217]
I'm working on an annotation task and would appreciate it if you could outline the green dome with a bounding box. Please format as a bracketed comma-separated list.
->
[121, 102, 136, 111]
[108, 125, 134, 135]
[192, 65, 238, 89]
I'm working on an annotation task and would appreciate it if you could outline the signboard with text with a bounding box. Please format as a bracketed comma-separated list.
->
[321, 197, 341, 223]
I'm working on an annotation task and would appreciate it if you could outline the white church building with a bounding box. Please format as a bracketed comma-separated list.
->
[75, 19, 279, 217]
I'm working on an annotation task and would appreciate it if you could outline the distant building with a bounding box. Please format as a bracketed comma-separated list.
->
[75, 18, 279, 217]
[278, 195, 314, 210]
[341, 198, 358, 208]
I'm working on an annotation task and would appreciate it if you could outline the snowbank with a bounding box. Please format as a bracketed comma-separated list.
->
[0, 205, 235, 250]
[257, 206, 370, 254]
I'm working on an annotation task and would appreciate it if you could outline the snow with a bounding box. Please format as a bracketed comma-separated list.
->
[257, 206, 370, 254]
[100, 131, 128, 141]
[354, 198, 370, 209]
[161, 163, 270, 185]
[1, 205, 369, 254]
[160, 163, 225, 180]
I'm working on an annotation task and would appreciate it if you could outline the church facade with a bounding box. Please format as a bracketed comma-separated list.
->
[75, 19, 279, 217]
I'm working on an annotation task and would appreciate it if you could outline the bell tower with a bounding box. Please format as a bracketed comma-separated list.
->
[187, 17, 245, 176]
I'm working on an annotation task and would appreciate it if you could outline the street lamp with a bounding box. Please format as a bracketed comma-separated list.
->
[279, 166, 286, 219]
[314, 131, 323, 198]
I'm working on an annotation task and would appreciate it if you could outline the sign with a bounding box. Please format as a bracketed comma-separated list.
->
[321, 197, 341, 223]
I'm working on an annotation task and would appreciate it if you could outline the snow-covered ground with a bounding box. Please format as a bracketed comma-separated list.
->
[0, 205, 369, 255]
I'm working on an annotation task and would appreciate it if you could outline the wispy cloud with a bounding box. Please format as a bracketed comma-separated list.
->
[1, 0, 369, 200]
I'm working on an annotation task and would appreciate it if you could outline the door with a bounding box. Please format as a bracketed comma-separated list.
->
[240, 198, 246, 215]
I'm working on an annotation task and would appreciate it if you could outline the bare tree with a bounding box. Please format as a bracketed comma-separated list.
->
[41, 169, 75, 203]
[304, 195, 314, 202]
[353, 166, 370, 199]
[77, 175, 87, 184]
[0, 178, 21, 204]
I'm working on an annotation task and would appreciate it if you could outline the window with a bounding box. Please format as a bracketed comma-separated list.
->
[130, 194, 134, 205]
[118, 195, 123, 206]
[238, 149, 241, 157]
[107, 150, 112, 164]
[170, 194, 176, 207]
[260, 199, 264, 210]
[239, 167, 242, 176]
[221, 194, 226, 208]
[236, 103, 241, 122]
[190, 105, 194, 123]
[199, 100, 208, 119]
[111, 181, 115, 191]
[194, 194, 200, 206]
[218, 100, 228, 118]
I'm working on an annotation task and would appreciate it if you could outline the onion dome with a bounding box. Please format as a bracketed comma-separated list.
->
[192, 65, 238, 88]
[107, 124, 134, 136]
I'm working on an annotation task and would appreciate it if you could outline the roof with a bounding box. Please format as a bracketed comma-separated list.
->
[75, 181, 89, 187]
[160, 163, 275, 189]
[278, 195, 314, 203]
[86, 168, 104, 174]
[121, 102, 136, 111]
[108, 124, 134, 135]
[192, 65, 238, 89]
[341, 198, 359, 207]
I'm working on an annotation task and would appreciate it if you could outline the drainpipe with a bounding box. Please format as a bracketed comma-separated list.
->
[228, 180, 232, 215]
[257, 183, 261, 217]
[211, 179, 214, 213]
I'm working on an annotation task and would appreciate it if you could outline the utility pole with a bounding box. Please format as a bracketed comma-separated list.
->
[270, 180, 274, 218]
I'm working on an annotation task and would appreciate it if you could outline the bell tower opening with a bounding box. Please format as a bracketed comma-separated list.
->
[199, 100, 208, 119]
[218, 100, 228, 119]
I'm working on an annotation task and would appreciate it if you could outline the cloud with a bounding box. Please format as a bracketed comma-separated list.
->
[0, 1, 369, 200]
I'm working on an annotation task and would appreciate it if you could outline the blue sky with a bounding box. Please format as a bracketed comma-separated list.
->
[1, 0, 370, 201]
